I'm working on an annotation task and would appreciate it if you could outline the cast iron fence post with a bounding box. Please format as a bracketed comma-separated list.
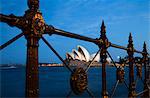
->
[127, 33, 136, 98]
[99, 21, 109, 98]
[142, 42, 149, 97]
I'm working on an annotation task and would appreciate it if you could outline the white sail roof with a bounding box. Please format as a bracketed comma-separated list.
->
[66, 52, 74, 60]
[72, 49, 82, 61]
[90, 52, 100, 62]
[66, 45, 111, 63]
[90, 52, 112, 63]
[77, 45, 90, 62]
[106, 57, 111, 63]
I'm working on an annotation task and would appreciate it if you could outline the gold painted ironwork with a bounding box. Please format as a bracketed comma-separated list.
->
[70, 67, 88, 95]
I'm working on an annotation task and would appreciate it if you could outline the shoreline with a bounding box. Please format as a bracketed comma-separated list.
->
[1, 63, 149, 68]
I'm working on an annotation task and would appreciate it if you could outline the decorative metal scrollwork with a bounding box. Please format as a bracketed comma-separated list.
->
[70, 67, 88, 95]
[0, 1, 149, 97]
[116, 67, 125, 83]
[32, 12, 45, 34]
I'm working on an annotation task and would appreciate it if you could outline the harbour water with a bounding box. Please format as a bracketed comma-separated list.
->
[1, 66, 144, 98]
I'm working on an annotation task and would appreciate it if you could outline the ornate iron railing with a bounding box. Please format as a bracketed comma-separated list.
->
[0, 0, 149, 98]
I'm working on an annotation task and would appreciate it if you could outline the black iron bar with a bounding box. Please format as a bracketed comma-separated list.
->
[1, 0, 149, 97]
[106, 51, 117, 68]
[111, 80, 119, 98]
[46, 26, 149, 57]
[53, 28, 98, 43]
[135, 77, 139, 88]
[140, 78, 149, 90]
[25, 34, 40, 97]
[110, 43, 128, 50]
[85, 49, 101, 72]
[127, 33, 136, 97]
[142, 42, 149, 97]
[0, 14, 25, 29]
[140, 78, 145, 85]
[124, 81, 129, 90]
[86, 88, 95, 98]
[134, 49, 144, 54]
[41, 37, 73, 73]
[141, 78, 149, 89]
[46, 26, 98, 43]
[66, 90, 72, 98]
[110, 43, 146, 54]
[136, 89, 148, 97]
[99, 21, 109, 98]
[0, 14, 17, 23]
[0, 32, 24, 50]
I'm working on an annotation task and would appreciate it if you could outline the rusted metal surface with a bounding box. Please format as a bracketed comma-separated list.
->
[0, 14, 26, 29]
[134, 57, 142, 78]
[0, 32, 24, 50]
[25, 36, 40, 97]
[136, 65, 142, 78]
[99, 21, 109, 98]
[127, 33, 136, 98]
[116, 67, 125, 83]
[142, 42, 149, 97]
[46, 26, 98, 43]
[0, 0, 45, 97]
[70, 67, 88, 95]
[0, 0, 149, 98]
[111, 67, 127, 97]
[110, 43, 145, 54]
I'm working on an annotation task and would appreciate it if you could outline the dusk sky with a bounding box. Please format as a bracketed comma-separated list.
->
[0, 0, 149, 64]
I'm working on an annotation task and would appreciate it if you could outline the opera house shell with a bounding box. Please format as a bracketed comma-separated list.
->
[66, 45, 111, 64]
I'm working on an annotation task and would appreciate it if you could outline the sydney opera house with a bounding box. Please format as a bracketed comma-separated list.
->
[65, 45, 112, 67]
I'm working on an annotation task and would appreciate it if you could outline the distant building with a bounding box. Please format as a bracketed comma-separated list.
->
[65, 45, 112, 67]
[39, 63, 63, 67]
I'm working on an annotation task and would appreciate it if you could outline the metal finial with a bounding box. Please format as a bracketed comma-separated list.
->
[127, 32, 136, 97]
[101, 20, 106, 33]
[100, 20, 106, 39]
[143, 42, 147, 53]
[28, 0, 39, 10]
[101, 20, 105, 27]
[142, 42, 149, 97]
[127, 33, 133, 49]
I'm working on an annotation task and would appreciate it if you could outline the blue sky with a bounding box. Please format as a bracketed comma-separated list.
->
[0, 0, 149, 64]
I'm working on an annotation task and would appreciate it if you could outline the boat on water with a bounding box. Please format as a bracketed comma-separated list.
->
[0, 65, 17, 69]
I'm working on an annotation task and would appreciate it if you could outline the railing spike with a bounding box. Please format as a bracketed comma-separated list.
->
[143, 41, 147, 54]
[99, 20, 109, 98]
[127, 33, 136, 97]
[142, 42, 149, 97]
[128, 32, 133, 47]
[100, 20, 106, 38]
[27, 0, 39, 10]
